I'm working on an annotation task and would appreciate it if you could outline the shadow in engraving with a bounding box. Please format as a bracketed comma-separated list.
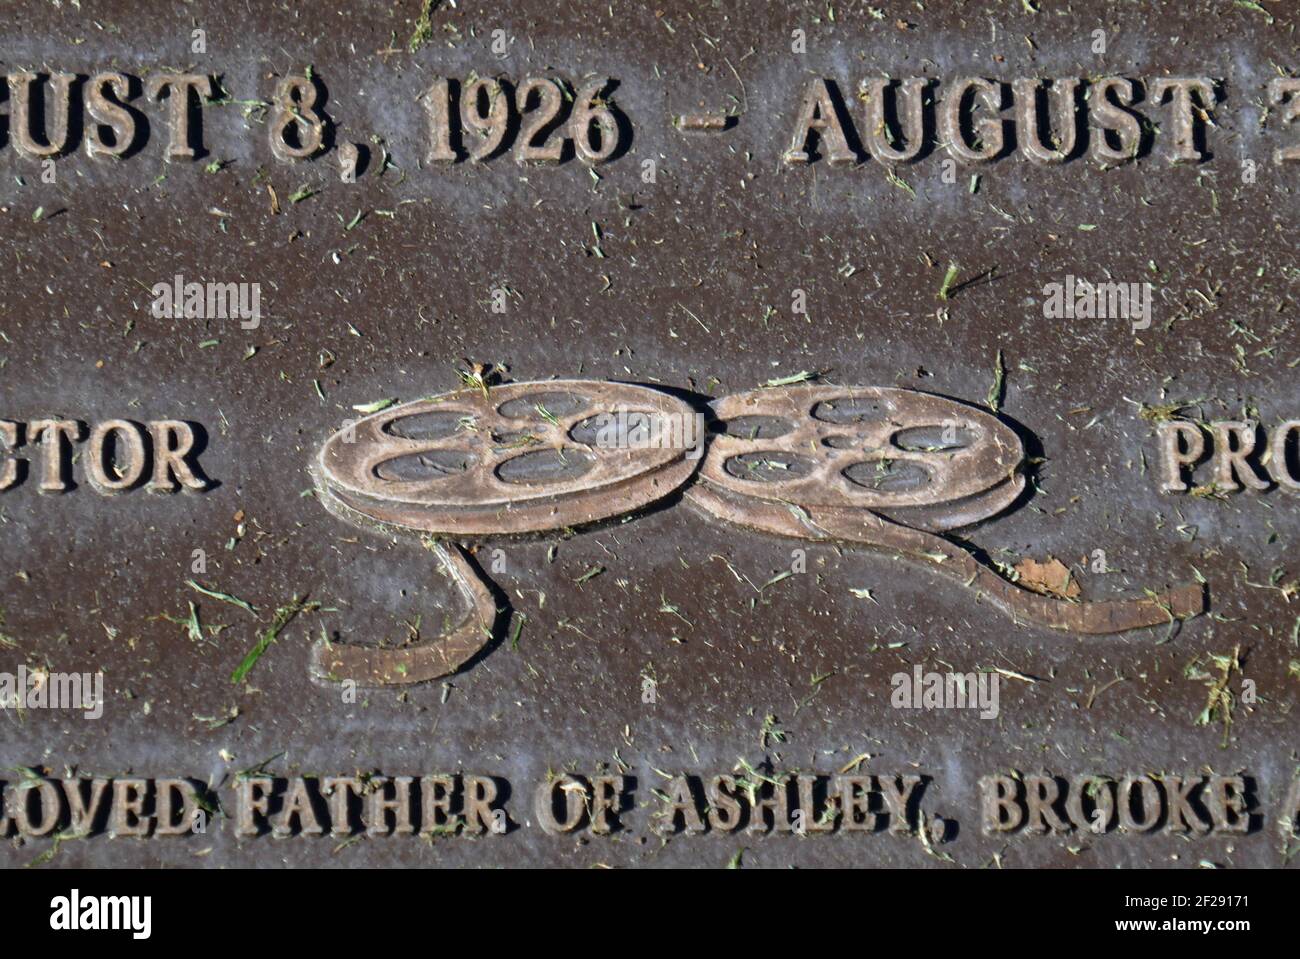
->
[1021, 78, 1085, 162]
[184, 421, 218, 492]
[173, 76, 211, 161]
[454, 545, 510, 671]
[350, 142, 372, 178]
[804, 78, 864, 165]
[1129, 80, 1158, 161]
[877, 77, 938, 163]
[279, 74, 334, 157]
[967, 80, 1012, 162]
[600, 78, 634, 164]
[24, 74, 82, 158]
[1281, 425, 1300, 483]
[109, 74, 150, 160]
[452, 77, 511, 163]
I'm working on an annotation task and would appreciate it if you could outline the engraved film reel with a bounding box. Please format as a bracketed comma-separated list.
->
[687, 385, 1204, 634]
[317, 380, 699, 536]
[695, 385, 1025, 530]
[312, 380, 702, 685]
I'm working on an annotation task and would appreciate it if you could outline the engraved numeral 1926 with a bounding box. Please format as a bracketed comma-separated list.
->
[422, 75, 622, 166]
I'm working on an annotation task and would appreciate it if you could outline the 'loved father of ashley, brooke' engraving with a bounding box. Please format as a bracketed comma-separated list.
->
[0, 770, 1273, 841]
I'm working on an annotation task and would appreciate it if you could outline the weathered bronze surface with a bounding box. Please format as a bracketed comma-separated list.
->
[0, 0, 1297, 868]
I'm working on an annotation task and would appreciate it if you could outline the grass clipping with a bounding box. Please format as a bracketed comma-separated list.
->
[231, 594, 320, 684]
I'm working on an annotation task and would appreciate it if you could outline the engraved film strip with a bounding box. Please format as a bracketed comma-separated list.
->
[311, 380, 1205, 686]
